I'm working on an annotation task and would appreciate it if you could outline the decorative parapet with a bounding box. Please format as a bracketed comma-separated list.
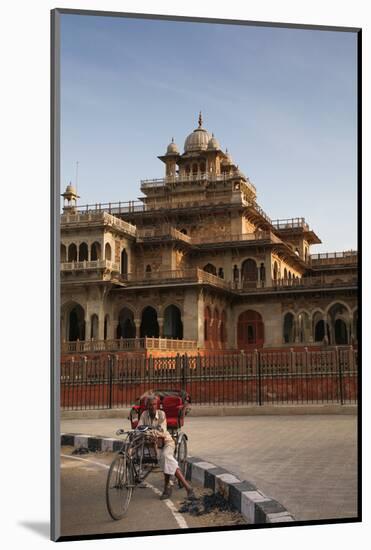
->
[61, 259, 119, 272]
[309, 251, 357, 266]
[61, 211, 137, 237]
[61, 337, 198, 354]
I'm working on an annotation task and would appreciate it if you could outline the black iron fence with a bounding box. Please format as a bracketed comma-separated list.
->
[60, 347, 358, 410]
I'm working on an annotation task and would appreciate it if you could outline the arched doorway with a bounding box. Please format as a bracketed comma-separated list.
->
[140, 307, 159, 338]
[241, 259, 258, 286]
[104, 315, 109, 340]
[328, 303, 350, 345]
[334, 319, 348, 345]
[121, 249, 128, 276]
[163, 305, 183, 339]
[204, 306, 212, 347]
[237, 310, 264, 348]
[283, 312, 295, 343]
[67, 304, 85, 341]
[203, 263, 217, 276]
[116, 308, 136, 339]
[220, 310, 227, 347]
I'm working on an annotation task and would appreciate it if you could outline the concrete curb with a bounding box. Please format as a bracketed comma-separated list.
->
[61, 433, 295, 525]
[61, 404, 357, 420]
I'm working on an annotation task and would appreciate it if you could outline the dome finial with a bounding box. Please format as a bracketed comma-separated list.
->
[198, 111, 203, 128]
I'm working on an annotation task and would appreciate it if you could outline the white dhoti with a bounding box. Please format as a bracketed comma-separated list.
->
[158, 443, 178, 475]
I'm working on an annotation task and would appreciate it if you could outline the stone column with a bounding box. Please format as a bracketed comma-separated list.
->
[134, 319, 141, 338]
[158, 317, 164, 338]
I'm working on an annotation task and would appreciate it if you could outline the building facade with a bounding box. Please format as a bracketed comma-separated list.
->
[60, 115, 358, 354]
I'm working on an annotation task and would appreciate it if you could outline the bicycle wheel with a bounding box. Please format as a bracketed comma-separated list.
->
[106, 454, 134, 520]
[175, 435, 188, 487]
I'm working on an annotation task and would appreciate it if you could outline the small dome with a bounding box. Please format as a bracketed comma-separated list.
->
[65, 184, 77, 195]
[184, 112, 211, 153]
[166, 138, 179, 155]
[222, 148, 233, 164]
[207, 133, 220, 150]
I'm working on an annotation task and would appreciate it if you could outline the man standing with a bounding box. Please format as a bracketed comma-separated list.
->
[137, 394, 196, 500]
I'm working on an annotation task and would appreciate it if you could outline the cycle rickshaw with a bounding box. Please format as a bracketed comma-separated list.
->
[106, 389, 191, 520]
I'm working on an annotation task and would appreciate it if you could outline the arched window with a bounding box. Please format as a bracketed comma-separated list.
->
[192, 163, 198, 174]
[283, 312, 295, 343]
[91, 241, 101, 261]
[200, 162, 206, 173]
[203, 263, 217, 276]
[105, 243, 112, 261]
[163, 305, 183, 339]
[79, 242, 88, 261]
[185, 164, 190, 175]
[140, 306, 159, 338]
[61, 244, 67, 262]
[241, 259, 258, 286]
[117, 308, 136, 339]
[237, 310, 264, 348]
[284, 267, 288, 279]
[121, 249, 128, 276]
[68, 243, 77, 262]
[218, 267, 224, 279]
[288, 271, 292, 280]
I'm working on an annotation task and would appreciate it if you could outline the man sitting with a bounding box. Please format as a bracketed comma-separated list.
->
[137, 394, 195, 500]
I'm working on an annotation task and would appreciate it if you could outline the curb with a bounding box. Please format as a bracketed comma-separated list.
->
[61, 433, 295, 525]
[61, 404, 357, 420]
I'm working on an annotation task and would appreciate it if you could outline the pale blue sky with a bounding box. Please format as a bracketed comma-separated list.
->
[60, 14, 358, 252]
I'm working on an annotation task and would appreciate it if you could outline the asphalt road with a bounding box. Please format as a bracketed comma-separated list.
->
[62, 414, 358, 522]
[60, 446, 246, 537]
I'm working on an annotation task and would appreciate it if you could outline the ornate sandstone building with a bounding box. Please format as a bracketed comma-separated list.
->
[60, 114, 358, 355]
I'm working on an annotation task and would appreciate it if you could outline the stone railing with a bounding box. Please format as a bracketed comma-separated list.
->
[61, 210, 137, 236]
[272, 217, 309, 231]
[140, 172, 256, 194]
[120, 268, 230, 291]
[62, 337, 198, 354]
[61, 259, 119, 272]
[193, 230, 282, 246]
[235, 275, 358, 293]
[309, 251, 357, 266]
[136, 225, 192, 244]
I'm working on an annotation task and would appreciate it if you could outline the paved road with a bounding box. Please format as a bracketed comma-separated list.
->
[60, 446, 246, 537]
[61, 414, 358, 522]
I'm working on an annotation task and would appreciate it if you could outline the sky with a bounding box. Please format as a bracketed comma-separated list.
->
[60, 14, 358, 253]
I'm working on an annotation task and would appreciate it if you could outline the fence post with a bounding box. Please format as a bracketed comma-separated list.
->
[107, 355, 113, 409]
[182, 353, 189, 391]
[148, 354, 154, 388]
[336, 346, 344, 405]
[255, 349, 262, 406]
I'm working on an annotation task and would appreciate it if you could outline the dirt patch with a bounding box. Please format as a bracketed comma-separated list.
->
[178, 488, 247, 526]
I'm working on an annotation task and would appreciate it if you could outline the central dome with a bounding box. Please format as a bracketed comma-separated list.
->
[183, 112, 211, 153]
